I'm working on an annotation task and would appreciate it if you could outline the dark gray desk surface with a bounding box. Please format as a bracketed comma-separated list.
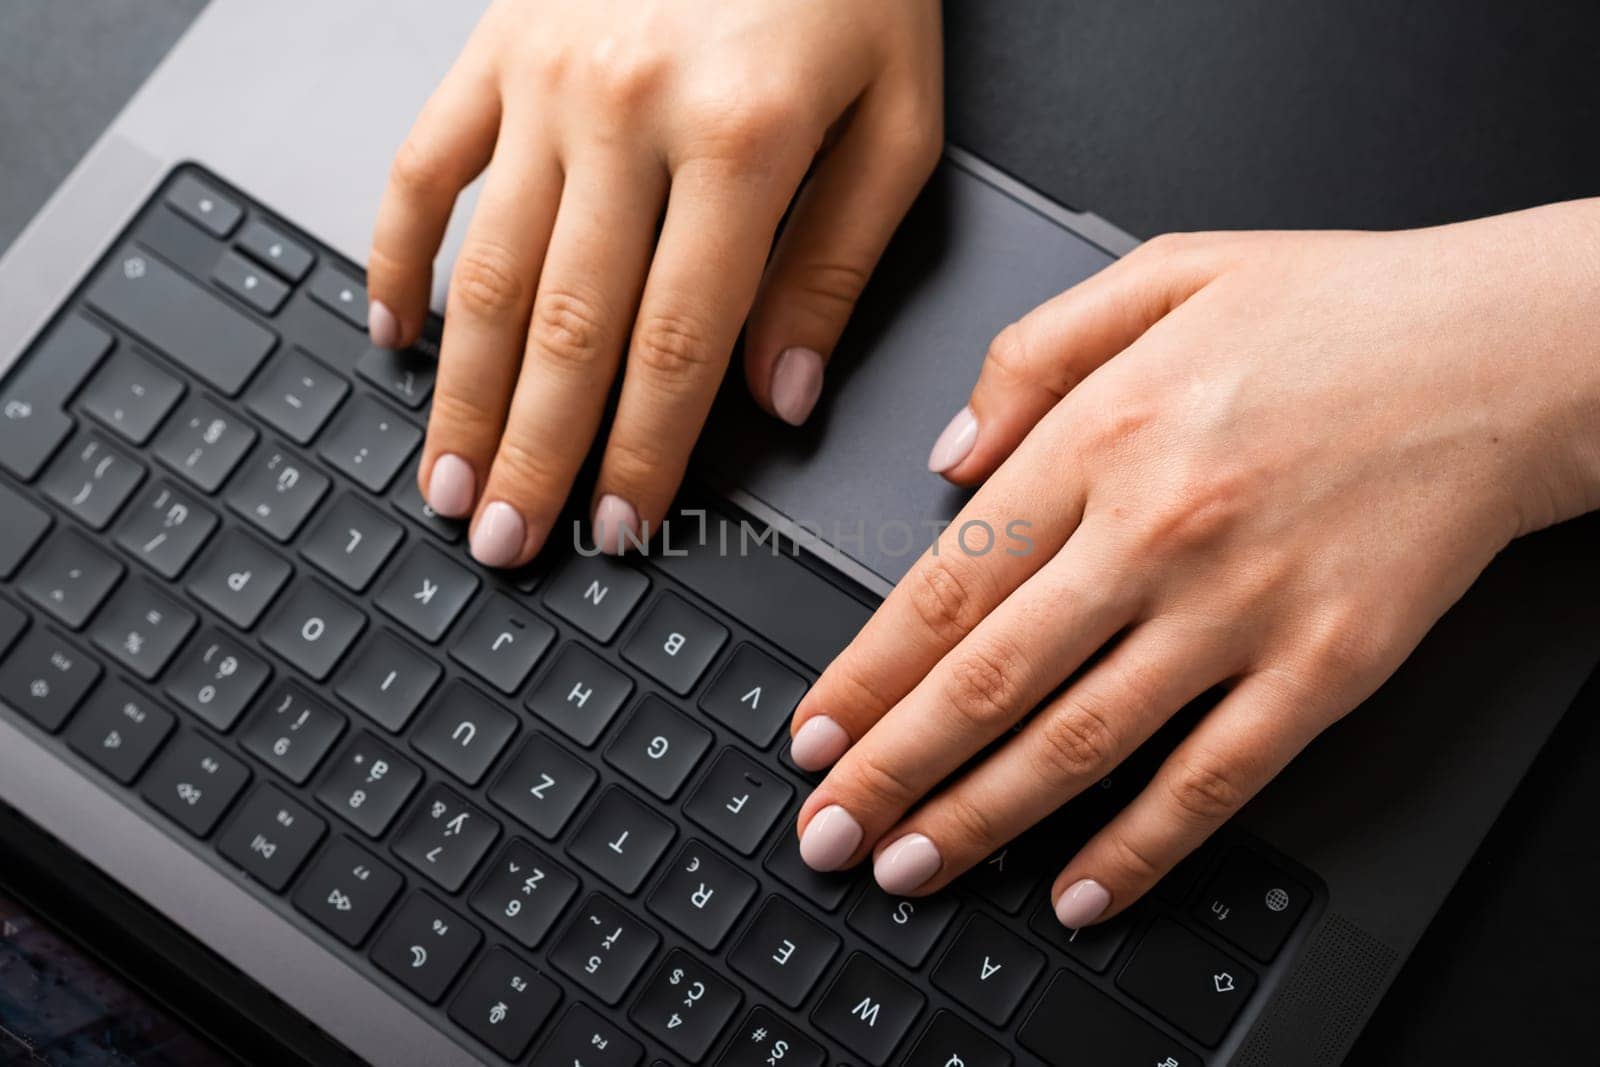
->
[5, 2, 1598, 1063]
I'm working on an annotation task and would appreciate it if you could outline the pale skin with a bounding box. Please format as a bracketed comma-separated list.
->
[373, 4, 1600, 928]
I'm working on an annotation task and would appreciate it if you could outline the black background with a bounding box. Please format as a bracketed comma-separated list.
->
[3, 2, 1598, 1062]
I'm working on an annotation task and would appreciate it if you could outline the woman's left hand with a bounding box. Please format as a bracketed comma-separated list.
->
[787, 202, 1600, 927]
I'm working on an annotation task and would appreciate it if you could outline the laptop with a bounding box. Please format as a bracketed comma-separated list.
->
[1, 1, 1596, 1064]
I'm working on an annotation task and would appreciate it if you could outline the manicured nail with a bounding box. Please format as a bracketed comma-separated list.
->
[770, 346, 825, 426]
[1055, 878, 1112, 928]
[799, 805, 862, 871]
[592, 494, 642, 555]
[368, 300, 399, 349]
[874, 833, 943, 895]
[790, 716, 850, 771]
[471, 501, 525, 568]
[927, 405, 978, 473]
[427, 454, 475, 518]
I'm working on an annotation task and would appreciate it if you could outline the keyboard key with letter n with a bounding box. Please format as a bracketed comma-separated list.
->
[88, 246, 275, 395]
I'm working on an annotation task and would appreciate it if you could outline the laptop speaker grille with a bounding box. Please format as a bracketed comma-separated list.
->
[1233, 912, 1398, 1066]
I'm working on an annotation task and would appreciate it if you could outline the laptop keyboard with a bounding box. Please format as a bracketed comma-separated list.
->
[0, 166, 1321, 1066]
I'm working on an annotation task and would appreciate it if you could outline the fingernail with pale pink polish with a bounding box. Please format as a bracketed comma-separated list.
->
[770, 346, 825, 426]
[471, 501, 525, 568]
[368, 300, 399, 349]
[790, 716, 850, 771]
[874, 833, 943, 895]
[592, 494, 642, 555]
[799, 804, 862, 871]
[427, 454, 475, 518]
[928, 405, 978, 473]
[1055, 878, 1111, 928]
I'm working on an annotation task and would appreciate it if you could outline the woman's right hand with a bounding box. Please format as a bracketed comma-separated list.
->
[367, 0, 943, 566]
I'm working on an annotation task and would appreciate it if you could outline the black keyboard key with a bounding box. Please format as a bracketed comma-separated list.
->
[604, 695, 711, 800]
[961, 839, 1047, 916]
[259, 579, 365, 681]
[244, 347, 347, 444]
[318, 395, 420, 492]
[163, 630, 270, 731]
[307, 265, 369, 329]
[1, 315, 113, 480]
[358, 342, 436, 409]
[542, 555, 648, 642]
[848, 888, 960, 969]
[140, 731, 250, 836]
[374, 542, 478, 642]
[314, 732, 423, 837]
[226, 447, 328, 541]
[622, 594, 728, 695]
[550, 893, 660, 1005]
[931, 913, 1045, 1026]
[236, 219, 314, 282]
[1117, 919, 1256, 1047]
[1028, 897, 1135, 973]
[89, 579, 196, 679]
[151, 396, 255, 492]
[728, 896, 840, 1009]
[685, 749, 793, 856]
[1193, 848, 1311, 961]
[113, 482, 216, 578]
[334, 630, 439, 732]
[411, 680, 518, 785]
[371, 892, 482, 1004]
[470, 839, 579, 949]
[18, 529, 124, 629]
[568, 786, 675, 894]
[292, 837, 403, 946]
[536, 1004, 644, 1067]
[717, 1006, 826, 1067]
[903, 1012, 1012, 1067]
[392, 784, 500, 892]
[185, 529, 290, 629]
[88, 246, 274, 395]
[216, 786, 327, 891]
[525, 643, 632, 747]
[0, 602, 28, 658]
[67, 678, 147, 796]
[701, 644, 807, 747]
[300, 494, 402, 591]
[238, 682, 346, 783]
[0, 630, 101, 731]
[1020, 970, 1200, 1067]
[42, 432, 145, 529]
[213, 249, 289, 315]
[0, 483, 51, 579]
[450, 594, 554, 694]
[631, 949, 742, 1062]
[488, 733, 596, 839]
[647, 841, 757, 951]
[80, 350, 184, 445]
[811, 953, 924, 1067]
[765, 831, 853, 912]
[164, 174, 241, 237]
[390, 462, 464, 542]
[448, 947, 562, 1061]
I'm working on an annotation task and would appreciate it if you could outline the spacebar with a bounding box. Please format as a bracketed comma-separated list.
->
[87, 244, 276, 395]
[649, 506, 874, 674]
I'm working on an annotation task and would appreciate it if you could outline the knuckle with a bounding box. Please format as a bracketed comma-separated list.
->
[1296, 599, 1386, 682]
[389, 136, 453, 199]
[1132, 230, 1200, 264]
[1165, 752, 1247, 824]
[939, 790, 1001, 851]
[904, 557, 988, 645]
[788, 260, 873, 314]
[983, 321, 1032, 384]
[699, 95, 791, 156]
[530, 289, 608, 372]
[451, 242, 531, 320]
[943, 639, 1027, 729]
[602, 433, 674, 493]
[1105, 831, 1165, 885]
[631, 310, 718, 386]
[1033, 693, 1120, 782]
[426, 386, 503, 445]
[846, 749, 921, 812]
[486, 435, 566, 509]
[588, 44, 667, 109]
